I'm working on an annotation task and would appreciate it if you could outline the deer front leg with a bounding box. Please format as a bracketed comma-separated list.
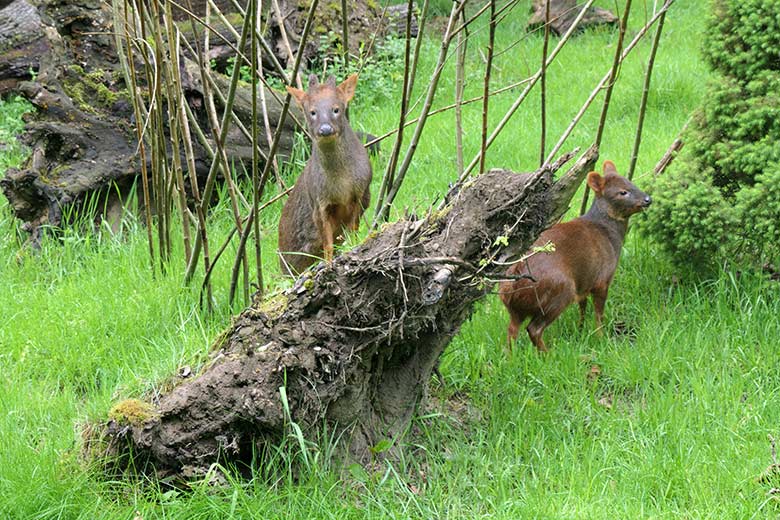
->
[319, 207, 335, 263]
[348, 201, 362, 232]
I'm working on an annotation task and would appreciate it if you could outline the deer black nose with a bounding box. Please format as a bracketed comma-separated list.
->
[318, 124, 334, 137]
[643, 195, 652, 206]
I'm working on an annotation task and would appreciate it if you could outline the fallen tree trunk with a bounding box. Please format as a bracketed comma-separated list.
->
[527, 0, 618, 36]
[92, 148, 597, 478]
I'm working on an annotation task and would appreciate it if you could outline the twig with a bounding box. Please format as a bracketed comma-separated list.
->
[579, 0, 633, 215]
[340, 0, 349, 72]
[539, 0, 550, 167]
[366, 76, 535, 150]
[454, 6, 467, 175]
[479, 0, 497, 175]
[199, 186, 292, 307]
[628, 5, 668, 180]
[405, 0, 430, 104]
[373, 0, 469, 226]
[121, 0, 154, 271]
[373, 0, 416, 223]
[183, 2, 254, 283]
[446, 0, 598, 203]
[250, 0, 264, 298]
[271, 0, 298, 87]
[654, 138, 684, 176]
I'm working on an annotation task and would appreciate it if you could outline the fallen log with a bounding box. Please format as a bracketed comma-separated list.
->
[91, 148, 598, 479]
[528, 0, 618, 36]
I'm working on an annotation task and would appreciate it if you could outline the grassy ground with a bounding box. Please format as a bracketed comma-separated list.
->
[2, 1, 780, 518]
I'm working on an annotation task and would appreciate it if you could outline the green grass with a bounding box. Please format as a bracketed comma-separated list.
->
[3, 1, 780, 517]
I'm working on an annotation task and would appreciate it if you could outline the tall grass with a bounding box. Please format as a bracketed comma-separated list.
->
[3, 1, 779, 517]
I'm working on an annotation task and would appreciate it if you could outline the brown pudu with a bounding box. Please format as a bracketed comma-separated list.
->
[498, 161, 651, 351]
[278, 74, 372, 276]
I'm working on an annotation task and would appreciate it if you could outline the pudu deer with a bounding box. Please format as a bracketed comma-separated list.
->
[498, 161, 651, 351]
[278, 74, 372, 276]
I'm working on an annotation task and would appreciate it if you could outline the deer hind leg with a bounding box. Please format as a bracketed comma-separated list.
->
[578, 299, 588, 329]
[506, 309, 526, 353]
[526, 292, 570, 352]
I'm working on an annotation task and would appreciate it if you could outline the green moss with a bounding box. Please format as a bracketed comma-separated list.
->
[62, 80, 96, 115]
[63, 65, 128, 113]
[256, 291, 289, 319]
[428, 205, 452, 223]
[108, 399, 157, 426]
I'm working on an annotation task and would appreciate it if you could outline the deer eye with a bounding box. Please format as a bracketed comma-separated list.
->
[619, 190, 629, 196]
[310, 110, 316, 117]
[333, 107, 340, 114]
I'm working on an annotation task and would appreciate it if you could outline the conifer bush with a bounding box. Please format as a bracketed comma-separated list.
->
[640, 0, 780, 268]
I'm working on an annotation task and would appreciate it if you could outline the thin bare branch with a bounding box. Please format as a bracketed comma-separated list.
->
[539, 0, 550, 167]
[373, 0, 416, 222]
[446, 0, 598, 203]
[579, 0, 633, 216]
[628, 5, 667, 180]
[454, 8, 468, 175]
[479, 0, 497, 175]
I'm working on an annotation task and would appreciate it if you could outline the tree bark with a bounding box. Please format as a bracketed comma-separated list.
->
[528, 0, 618, 36]
[91, 149, 597, 479]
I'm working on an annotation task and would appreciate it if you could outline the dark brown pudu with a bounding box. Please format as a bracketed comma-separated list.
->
[278, 74, 372, 276]
[499, 161, 651, 351]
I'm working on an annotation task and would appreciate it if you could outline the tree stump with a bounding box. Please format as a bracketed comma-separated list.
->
[90, 148, 598, 479]
[528, 0, 618, 36]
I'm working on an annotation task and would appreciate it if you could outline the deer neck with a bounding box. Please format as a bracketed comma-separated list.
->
[583, 198, 628, 254]
[313, 128, 356, 177]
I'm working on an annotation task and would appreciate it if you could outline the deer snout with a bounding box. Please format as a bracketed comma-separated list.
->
[641, 195, 652, 207]
[317, 123, 335, 137]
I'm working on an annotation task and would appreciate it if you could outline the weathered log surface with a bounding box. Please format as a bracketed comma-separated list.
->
[528, 0, 618, 36]
[94, 152, 595, 478]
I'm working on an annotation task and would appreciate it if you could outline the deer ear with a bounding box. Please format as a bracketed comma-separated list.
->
[286, 86, 307, 107]
[326, 74, 337, 87]
[308, 74, 319, 89]
[602, 160, 617, 174]
[338, 74, 358, 103]
[587, 171, 605, 194]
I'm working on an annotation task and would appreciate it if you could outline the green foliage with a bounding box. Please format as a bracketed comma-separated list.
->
[702, 0, 780, 81]
[692, 71, 780, 195]
[736, 166, 780, 258]
[640, 164, 733, 267]
[642, 0, 780, 267]
[0, 96, 32, 174]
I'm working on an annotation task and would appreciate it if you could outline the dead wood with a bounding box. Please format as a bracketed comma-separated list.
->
[92, 153, 592, 479]
[528, 0, 617, 36]
[653, 138, 684, 176]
